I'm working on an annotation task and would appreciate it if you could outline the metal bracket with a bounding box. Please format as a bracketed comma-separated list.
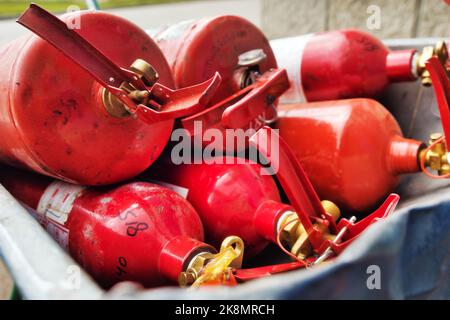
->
[17, 4, 221, 124]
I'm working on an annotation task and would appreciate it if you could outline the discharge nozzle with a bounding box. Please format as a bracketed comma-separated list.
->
[179, 236, 244, 288]
[417, 41, 449, 86]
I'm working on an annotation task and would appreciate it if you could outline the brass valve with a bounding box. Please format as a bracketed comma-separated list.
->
[178, 251, 216, 287]
[129, 59, 159, 87]
[278, 200, 341, 260]
[235, 49, 267, 89]
[417, 41, 449, 86]
[102, 59, 159, 118]
[278, 212, 310, 259]
[321, 200, 341, 221]
[420, 133, 450, 176]
[178, 236, 244, 288]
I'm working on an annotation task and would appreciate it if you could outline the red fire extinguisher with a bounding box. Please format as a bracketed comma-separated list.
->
[270, 29, 449, 103]
[0, 4, 220, 185]
[148, 127, 400, 273]
[148, 16, 290, 148]
[275, 57, 450, 213]
[0, 165, 248, 288]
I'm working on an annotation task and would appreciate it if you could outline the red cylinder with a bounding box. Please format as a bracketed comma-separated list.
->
[270, 29, 418, 103]
[148, 16, 278, 105]
[0, 166, 214, 288]
[0, 10, 176, 185]
[275, 99, 424, 213]
[148, 158, 294, 258]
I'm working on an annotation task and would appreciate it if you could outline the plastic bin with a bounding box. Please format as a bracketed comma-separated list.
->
[0, 259, 14, 299]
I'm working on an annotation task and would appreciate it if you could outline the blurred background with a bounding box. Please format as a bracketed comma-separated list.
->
[0, 0, 448, 45]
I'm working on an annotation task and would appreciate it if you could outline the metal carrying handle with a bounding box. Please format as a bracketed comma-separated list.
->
[417, 41, 449, 86]
[330, 194, 400, 255]
[221, 68, 289, 128]
[248, 127, 333, 253]
[232, 261, 306, 282]
[416, 57, 450, 178]
[17, 4, 221, 124]
[181, 68, 289, 134]
[425, 56, 450, 145]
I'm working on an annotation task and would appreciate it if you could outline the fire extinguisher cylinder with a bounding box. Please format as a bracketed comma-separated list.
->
[0, 166, 247, 288]
[275, 98, 450, 213]
[148, 16, 290, 147]
[270, 29, 449, 103]
[0, 5, 219, 186]
[148, 16, 278, 103]
[148, 157, 340, 259]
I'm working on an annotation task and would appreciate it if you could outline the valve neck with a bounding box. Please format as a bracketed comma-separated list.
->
[101, 59, 159, 119]
[419, 133, 450, 176]
[387, 135, 425, 175]
[254, 200, 341, 260]
[386, 42, 450, 85]
[386, 49, 419, 83]
[233, 67, 260, 91]
[233, 48, 267, 90]
[416, 41, 449, 86]
[178, 236, 244, 288]
[158, 236, 216, 284]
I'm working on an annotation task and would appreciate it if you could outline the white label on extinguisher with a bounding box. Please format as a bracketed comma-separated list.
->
[270, 33, 314, 104]
[20, 200, 71, 251]
[38, 181, 84, 225]
[35, 182, 85, 249]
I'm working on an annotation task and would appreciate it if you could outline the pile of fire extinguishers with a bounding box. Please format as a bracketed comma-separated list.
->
[0, 4, 449, 289]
